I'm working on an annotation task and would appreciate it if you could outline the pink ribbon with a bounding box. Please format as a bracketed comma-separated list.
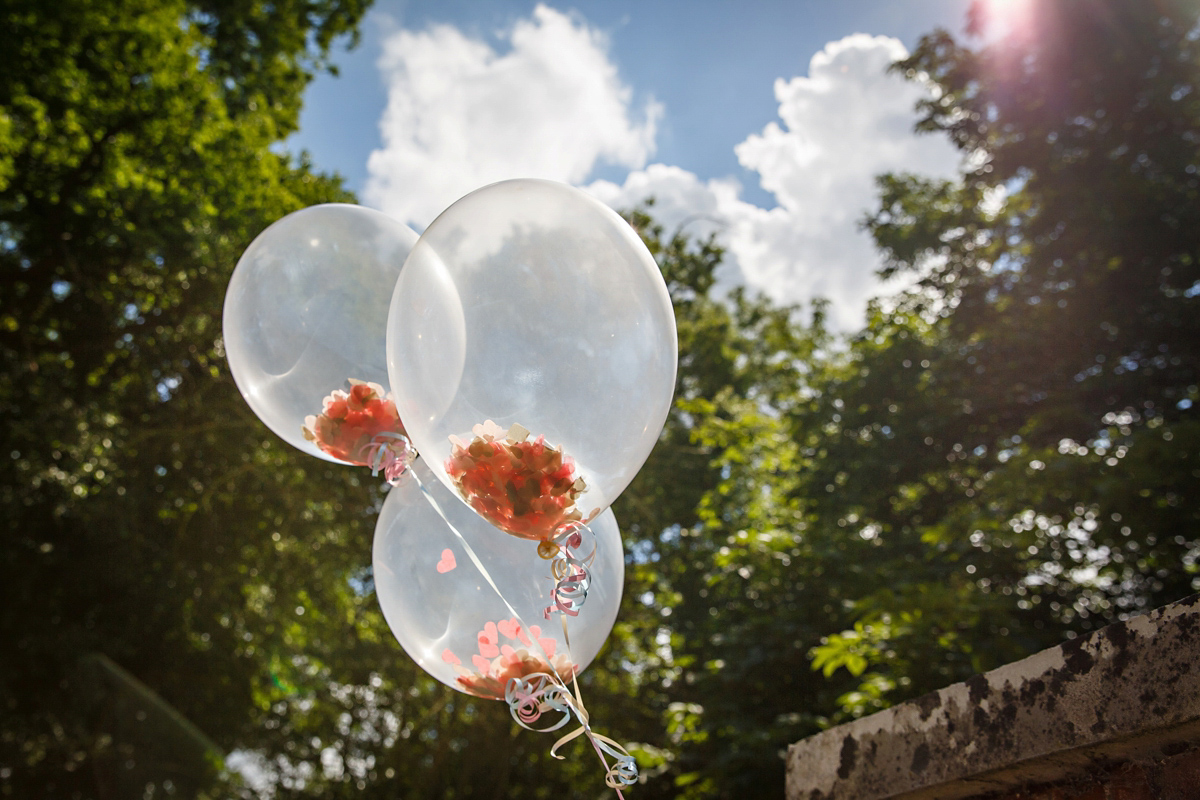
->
[359, 431, 417, 484]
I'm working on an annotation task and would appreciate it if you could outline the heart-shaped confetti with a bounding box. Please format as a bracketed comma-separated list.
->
[497, 618, 521, 640]
[436, 549, 456, 573]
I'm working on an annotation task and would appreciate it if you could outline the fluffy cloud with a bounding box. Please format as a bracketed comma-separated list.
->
[366, 6, 961, 331]
[365, 5, 661, 227]
[589, 34, 961, 330]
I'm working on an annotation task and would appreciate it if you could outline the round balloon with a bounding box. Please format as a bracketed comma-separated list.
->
[224, 204, 419, 464]
[373, 457, 624, 700]
[386, 179, 677, 543]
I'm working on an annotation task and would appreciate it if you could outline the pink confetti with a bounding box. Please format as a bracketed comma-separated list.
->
[436, 549, 456, 573]
[478, 623, 500, 658]
[472, 654, 490, 672]
[497, 618, 520, 640]
[538, 637, 557, 658]
[443, 423, 588, 541]
[441, 649, 461, 665]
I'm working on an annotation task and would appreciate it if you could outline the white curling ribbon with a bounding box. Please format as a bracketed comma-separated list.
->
[544, 521, 598, 618]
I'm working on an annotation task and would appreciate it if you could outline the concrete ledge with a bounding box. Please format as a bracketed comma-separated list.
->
[786, 594, 1200, 800]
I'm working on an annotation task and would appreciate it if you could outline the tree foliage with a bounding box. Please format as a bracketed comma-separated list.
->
[2, 1, 1197, 799]
[636, 2, 1200, 795]
[0, 0, 375, 795]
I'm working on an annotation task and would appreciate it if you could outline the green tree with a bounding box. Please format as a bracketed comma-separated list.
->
[831, 0, 1200, 685]
[625, 2, 1200, 797]
[0, 0, 377, 795]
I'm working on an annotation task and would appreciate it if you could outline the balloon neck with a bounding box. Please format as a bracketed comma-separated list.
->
[537, 540, 559, 560]
[362, 432, 418, 486]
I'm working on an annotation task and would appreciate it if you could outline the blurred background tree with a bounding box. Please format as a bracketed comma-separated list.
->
[2, 0, 1196, 798]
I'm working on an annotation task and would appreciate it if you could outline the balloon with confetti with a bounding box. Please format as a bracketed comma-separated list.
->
[373, 457, 623, 700]
[224, 204, 420, 472]
[386, 179, 677, 547]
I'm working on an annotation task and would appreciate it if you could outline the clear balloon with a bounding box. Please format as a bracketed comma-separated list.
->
[386, 179, 677, 543]
[224, 204, 418, 464]
[373, 458, 624, 700]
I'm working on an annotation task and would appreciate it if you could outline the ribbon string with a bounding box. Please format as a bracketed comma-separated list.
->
[538, 598, 639, 793]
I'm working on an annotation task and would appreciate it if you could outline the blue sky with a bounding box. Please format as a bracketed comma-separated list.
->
[289, 0, 977, 329]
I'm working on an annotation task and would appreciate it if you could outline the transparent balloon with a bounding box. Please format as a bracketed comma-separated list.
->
[373, 458, 624, 700]
[386, 179, 676, 544]
[224, 204, 418, 463]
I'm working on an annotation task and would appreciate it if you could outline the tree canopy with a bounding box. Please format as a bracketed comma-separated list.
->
[2, 0, 1197, 798]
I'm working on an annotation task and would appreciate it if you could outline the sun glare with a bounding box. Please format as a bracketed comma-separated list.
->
[977, 0, 1038, 42]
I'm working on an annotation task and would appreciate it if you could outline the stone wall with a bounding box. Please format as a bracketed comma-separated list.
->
[987, 745, 1200, 800]
[785, 594, 1200, 800]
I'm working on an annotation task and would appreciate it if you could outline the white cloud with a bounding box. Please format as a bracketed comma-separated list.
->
[365, 4, 661, 227]
[366, 6, 961, 331]
[589, 34, 961, 330]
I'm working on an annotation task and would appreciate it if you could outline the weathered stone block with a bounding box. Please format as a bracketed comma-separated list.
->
[786, 594, 1200, 800]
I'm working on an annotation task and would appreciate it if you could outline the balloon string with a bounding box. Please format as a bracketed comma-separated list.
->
[553, 612, 639, 794]
[506, 568, 639, 795]
[506, 622, 639, 795]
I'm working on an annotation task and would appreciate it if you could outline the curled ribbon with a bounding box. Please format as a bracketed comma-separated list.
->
[505, 673, 574, 731]
[543, 521, 597, 619]
[527, 523, 639, 791]
[359, 431, 417, 484]
[506, 670, 639, 793]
